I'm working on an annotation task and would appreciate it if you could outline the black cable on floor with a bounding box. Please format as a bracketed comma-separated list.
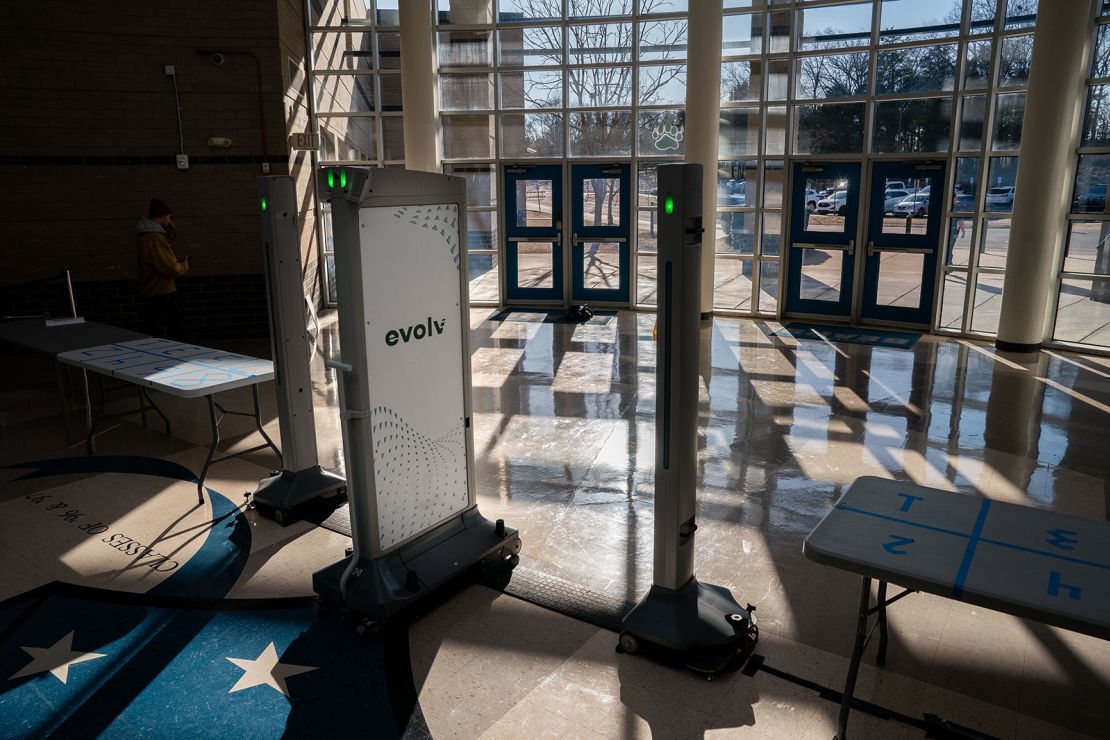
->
[497, 572, 1001, 740]
[304, 511, 1000, 738]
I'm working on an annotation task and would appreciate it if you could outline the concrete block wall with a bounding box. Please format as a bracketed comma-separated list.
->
[0, 0, 324, 340]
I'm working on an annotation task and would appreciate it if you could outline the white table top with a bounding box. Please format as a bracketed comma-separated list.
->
[58, 338, 274, 399]
[804, 476, 1110, 641]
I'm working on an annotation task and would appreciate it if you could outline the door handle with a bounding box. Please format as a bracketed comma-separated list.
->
[556, 220, 563, 247]
[867, 240, 875, 257]
[847, 239, 855, 257]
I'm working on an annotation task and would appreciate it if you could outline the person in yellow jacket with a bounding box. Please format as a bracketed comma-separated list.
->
[136, 198, 193, 341]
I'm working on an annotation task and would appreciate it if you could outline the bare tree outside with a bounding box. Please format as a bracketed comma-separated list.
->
[501, 0, 685, 227]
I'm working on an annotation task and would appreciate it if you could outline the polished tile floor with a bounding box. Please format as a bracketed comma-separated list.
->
[1, 309, 1108, 738]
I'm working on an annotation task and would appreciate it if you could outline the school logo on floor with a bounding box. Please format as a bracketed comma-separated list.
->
[1, 456, 251, 600]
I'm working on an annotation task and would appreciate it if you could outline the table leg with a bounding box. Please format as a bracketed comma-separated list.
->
[85, 373, 107, 455]
[836, 576, 872, 740]
[56, 362, 74, 442]
[197, 394, 220, 504]
[138, 386, 148, 429]
[83, 369, 96, 454]
[194, 384, 281, 504]
[876, 580, 889, 666]
[140, 387, 171, 436]
[250, 384, 281, 462]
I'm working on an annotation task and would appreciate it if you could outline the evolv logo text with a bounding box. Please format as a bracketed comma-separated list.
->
[385, 317, 446, 346]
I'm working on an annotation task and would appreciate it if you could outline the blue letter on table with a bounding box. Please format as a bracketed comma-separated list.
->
[883, 534, 914, 555]
[1045, 529, 1079, 551]
[1047, 571, 1082, 601]
[896, 493, 923, 512]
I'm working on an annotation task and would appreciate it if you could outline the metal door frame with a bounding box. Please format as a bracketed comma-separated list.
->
[859, 160, 947, 326]
[782, 155, 953, 330]
[500, 160, 635, 309]
[569, 162, 632, 305]
[502, 162, 565, 305]
[784, 161, 864, 321]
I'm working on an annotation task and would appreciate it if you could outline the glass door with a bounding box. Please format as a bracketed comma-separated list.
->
[503, 164, 564, 303]
[860, 162, 946, 325]
[570, 163, 631, 304]
[786, 162, 862, 318]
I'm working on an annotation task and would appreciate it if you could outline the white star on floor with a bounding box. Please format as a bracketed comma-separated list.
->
[227, 641, 317, 697]
[9, 631, 108, 684]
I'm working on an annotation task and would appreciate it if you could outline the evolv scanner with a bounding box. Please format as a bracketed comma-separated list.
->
[254, 176, 347, 524]
[619, 163, 758, 674]
[312, 167, 520, 621]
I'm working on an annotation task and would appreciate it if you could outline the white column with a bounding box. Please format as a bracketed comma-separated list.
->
[399, 0, 441, 172]
[995, 2, 1092, 351]
[685, 0, 724, 316]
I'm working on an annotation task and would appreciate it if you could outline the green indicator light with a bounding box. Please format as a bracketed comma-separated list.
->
[340, 169, 347, 188]
[327, 170, 335, 189]
[261, 197, 267, 212]
[664, 193, 674, 214]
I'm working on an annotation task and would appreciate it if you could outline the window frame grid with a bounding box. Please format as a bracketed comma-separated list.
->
[1048, 4, 1110, 354]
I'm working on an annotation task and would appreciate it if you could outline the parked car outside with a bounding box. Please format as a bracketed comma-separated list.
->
[1073, 183, 1106, 212]
[883, 189, 910, 214]
[885, 180, 906, 191]
[986, 186, 1015, 209]
[893, 193, 930, 217]
[805, 188, 819, 211]
[814, 190, 848, 215]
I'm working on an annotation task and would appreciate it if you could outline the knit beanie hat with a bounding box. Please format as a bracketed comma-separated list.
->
[149, 199, 173, 219]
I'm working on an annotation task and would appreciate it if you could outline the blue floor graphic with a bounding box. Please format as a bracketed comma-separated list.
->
[0, 586, 411, 739]
[774, 322, 921, 349]
[0, 457, 423, 738]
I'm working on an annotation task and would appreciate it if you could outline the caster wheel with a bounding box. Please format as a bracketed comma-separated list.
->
[618, 633, 639, 655]
[355, 619, 382, 637]
[259, 506, 296, 527]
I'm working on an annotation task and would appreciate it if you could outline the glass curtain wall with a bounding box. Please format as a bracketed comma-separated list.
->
[310, 0, 1049, 334]
[309, 1, 406, 303]
[715, 0, 1038, 333]
[1054, 3, 1110, 351]
[436, 0, 690, 307]
[937, 0, 1038, 337]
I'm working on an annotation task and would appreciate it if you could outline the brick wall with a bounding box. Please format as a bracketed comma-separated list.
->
[0, 0, 323, 341]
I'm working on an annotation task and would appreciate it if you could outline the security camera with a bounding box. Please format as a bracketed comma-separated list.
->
[211, 52, 225, 66]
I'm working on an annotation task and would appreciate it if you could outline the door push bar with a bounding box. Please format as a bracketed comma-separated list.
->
[573, 233, 627, 244]
[792, 240, 855, 256]
[508, 219, 563, 245]
[866, 241, 934, 257]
